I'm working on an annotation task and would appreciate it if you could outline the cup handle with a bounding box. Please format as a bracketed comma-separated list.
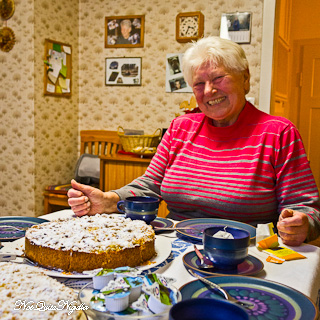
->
[117, 200, 125, 213]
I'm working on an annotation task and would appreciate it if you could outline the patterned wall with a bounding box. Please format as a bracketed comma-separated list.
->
[0, 0, 35, 216]
[0, 0, 79, 217]
[33, 0, 79, 216]
[79, 0, 263, 133]
[0, 0, 263, 217]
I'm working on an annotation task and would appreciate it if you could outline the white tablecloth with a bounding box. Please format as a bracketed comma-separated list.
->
[1, 209, 320, 307]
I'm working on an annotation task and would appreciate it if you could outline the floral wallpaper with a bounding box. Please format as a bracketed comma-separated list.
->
[34, 0, 79, 217]
[0, 0, 263, 217]
[0, 0, 35, 216]
[78, 0, 263, 133]
[0, 0, 79, 217]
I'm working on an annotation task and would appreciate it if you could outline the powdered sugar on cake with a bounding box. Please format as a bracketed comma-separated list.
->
[25, 214, 155, 253]
[0, 262, 82, 319]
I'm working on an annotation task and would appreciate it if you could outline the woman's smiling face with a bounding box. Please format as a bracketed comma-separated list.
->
[192, 63, 250, 127]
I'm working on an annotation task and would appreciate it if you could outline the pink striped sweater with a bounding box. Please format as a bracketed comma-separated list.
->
[114, 102, 320, 241]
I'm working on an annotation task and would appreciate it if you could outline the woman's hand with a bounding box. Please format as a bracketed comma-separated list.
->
[277, 209, 309, 246]
[67, 179, 120, 217]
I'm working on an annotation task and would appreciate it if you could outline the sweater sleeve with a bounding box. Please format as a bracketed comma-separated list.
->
[112, 124, 172, 201]
[275, 123, 320, 241]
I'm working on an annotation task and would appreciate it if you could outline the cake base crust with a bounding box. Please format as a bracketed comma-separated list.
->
[25, 237, 155, 272]
[24, 215, 156, 273]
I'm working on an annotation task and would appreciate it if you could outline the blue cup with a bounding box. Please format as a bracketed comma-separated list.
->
[203, 226, 250, 269]
[117, 196, 160, 224]
[169, 298, 249, 320]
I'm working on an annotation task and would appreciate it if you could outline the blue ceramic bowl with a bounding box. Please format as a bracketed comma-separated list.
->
[169, 298, 249, 320]
[203, 226, 250, 269]
[117, 196, 160, 224]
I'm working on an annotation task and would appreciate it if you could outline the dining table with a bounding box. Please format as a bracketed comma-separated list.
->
[1, 209, 320, 319]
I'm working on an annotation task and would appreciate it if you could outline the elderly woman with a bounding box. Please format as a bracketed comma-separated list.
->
[68, 36, 320, 246]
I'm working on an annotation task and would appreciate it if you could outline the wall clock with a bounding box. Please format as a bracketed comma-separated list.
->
[176, 11, 204, 43]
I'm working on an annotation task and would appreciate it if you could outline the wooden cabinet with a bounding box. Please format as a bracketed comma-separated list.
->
[100, 154, 150, 191]
[99, 154, 168, 217]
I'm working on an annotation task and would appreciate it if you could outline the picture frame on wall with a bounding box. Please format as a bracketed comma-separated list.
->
[165, 53, 192, 93]
[105, 57, 142, 86]
[220, 12, 252, 44]
[105, 15, 145, 48]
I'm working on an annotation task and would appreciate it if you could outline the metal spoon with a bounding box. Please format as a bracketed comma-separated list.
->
[188, 269, 254, 309]
[194, 245, 215, 269]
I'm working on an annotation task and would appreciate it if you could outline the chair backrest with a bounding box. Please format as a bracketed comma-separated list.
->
[80, 130, 122, 156]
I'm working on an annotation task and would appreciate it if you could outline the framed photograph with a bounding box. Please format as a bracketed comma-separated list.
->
[105, 15, 145, 48]
[166, 53, 192, 93]
[105, 57, 142, 86]
[220, 12, 252, 44]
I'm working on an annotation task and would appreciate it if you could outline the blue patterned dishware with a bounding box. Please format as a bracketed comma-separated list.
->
[203, 226, 250, 269]
[117, 196, 160, 224]
[169, 298, 249, 320]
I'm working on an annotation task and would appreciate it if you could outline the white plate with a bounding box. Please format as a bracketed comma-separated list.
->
[0, 236, 172, 278]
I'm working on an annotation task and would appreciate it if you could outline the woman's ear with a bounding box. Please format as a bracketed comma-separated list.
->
[243, 69, 250, 94]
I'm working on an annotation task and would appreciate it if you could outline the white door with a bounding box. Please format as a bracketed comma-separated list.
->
[298, 41, 320, 191]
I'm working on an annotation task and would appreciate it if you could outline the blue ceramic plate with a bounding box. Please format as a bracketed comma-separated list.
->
[0, 216, 49, 241]
[151, 217, 174, 229]
[183, 249, 264, 277]
[180, 275, 318, 320]
[175, 218, 256, 242]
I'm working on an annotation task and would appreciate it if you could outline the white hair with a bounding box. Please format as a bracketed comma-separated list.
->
[182, 36, 249, 86]
[120, 19, 132, 28]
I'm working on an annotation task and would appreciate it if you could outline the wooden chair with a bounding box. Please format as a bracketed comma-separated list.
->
[43, 130, 122, 214]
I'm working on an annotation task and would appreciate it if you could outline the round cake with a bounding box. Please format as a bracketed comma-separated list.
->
[25, 214, 156, 273]
[0, 262, 83, 320]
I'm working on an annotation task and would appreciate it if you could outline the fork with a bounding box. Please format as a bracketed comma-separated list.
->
[188, 269, 254, 309]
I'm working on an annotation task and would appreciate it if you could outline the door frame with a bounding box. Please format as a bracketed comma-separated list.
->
[289, 38, 320, 130]
[259, 0, 276, 114]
